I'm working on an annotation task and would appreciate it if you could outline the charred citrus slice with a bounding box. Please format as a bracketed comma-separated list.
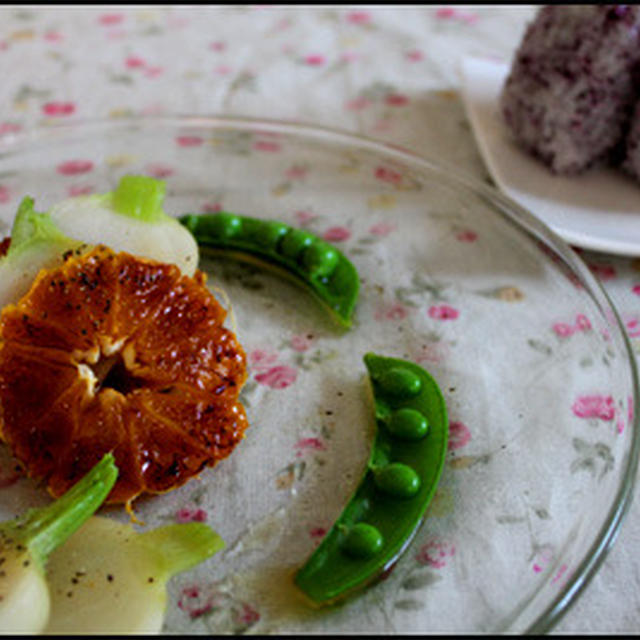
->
[0, 245, 248, 504]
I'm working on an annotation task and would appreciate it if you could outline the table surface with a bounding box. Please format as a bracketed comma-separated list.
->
[0, 4, 639, 634]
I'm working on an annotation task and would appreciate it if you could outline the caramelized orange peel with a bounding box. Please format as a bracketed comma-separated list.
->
[0, 176, 250, 506]
[0, 245, 248, 504]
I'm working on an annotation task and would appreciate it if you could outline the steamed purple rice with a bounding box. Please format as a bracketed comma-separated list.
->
[500, 5, 640, 175]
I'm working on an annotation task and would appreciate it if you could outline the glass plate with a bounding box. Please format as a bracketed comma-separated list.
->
[0, 117, 637, 634]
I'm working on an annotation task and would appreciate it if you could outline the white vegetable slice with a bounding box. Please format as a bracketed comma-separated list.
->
[49, 193, 198, 278]
[0, 550, 50, 634]
[0, 455, 117, 634]
[0, 175, 199, 310]
[44, 517, 224, 634]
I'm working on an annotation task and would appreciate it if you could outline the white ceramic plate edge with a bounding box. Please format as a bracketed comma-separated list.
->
[459, 56, 640, 257]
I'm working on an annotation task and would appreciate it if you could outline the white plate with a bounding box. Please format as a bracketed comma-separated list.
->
[459, 56, 640, 257]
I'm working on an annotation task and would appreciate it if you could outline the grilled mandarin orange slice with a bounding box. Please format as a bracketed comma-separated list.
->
[0, 245, 248, 504]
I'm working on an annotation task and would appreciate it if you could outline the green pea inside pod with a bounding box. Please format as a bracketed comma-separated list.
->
[373, 463, 421, 499]
[301, 241, 339, 278]
[341, 523, 384, 559]
[376, 366, 422, 398]
[387, 408, 429, 440]
[246, 219, 289, 249]
[278, 228, 316, 259]
[202, 212, 243, 239]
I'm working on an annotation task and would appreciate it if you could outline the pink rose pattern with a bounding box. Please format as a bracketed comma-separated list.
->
[254, 364, 297, 389]
[42, 101, 75, 116]
[145, 163, 175, 179]
[572, 395, 616, 421]
[625, 316, 640, 338]
[249, 348, 298, 389]
[532, 546, 554, 574]
[369, 221, 397, 236]
[202, 201, 223, 213]
[375, 301, 409, 321]
[177, 583, 260, 633]
[448, 421, 472, 451]
[294, 437, 326, 456]
[455, 229, 478, 243]
[428, 304, 460, 321]
[435, 7, 479, 24]
[0, 122, 22, 135]
[290, 334, 313, 352]
[552, 313, 592, 338]
[67, 184, 94, 197]
[416, 540, 456, 569]
[252, 140, 281, 153]
[56, 159, 94, 175]
[294, 209, 316, 226]
[176, 135, 204, 147]
[322, 226, 351, 242]
[248, 349, 279, 371]
[176, 507, 208, 523]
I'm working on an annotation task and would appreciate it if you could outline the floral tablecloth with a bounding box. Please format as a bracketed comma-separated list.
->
[0, 4, 638, 634]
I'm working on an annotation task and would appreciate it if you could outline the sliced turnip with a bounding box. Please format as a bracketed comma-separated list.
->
[49, 175, 198, 277]
[44, 517, 224, 634]
[0, 454, 118, 634]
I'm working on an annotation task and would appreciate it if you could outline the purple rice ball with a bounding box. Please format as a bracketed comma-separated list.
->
[500, 5, 640, 175]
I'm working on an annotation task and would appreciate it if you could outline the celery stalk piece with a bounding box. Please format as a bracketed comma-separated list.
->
[0, 454, 118, 634]
[44, 518, 225, 634]
[111, 175, 167, 222]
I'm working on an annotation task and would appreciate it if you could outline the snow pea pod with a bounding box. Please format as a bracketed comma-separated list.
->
[178, 212, 359, 328]
[294, 352, 449, 606]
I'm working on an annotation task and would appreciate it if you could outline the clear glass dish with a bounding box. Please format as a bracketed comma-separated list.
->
[0, 116, 637, 634]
